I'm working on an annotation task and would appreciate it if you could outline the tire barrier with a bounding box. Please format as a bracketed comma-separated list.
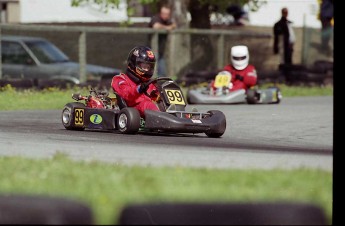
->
[278, 60, 333, 86]
[0, 195, 328, 225]
[176, 60, 333, 87]
[118, 202, 327, 225]
[0, 194, 94, 225]
[0, 79, 34, 88]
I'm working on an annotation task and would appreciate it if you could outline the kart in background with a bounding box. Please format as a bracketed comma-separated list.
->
[186, 71, 282, 105]
[61, 77, 227, 138]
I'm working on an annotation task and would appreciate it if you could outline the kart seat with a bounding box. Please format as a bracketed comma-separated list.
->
[114, 92, 128, 109]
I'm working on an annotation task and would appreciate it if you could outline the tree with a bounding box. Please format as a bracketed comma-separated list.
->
[71, 0, 266, 28]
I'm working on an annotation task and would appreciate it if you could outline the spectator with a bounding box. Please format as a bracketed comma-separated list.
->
[226, 4, 248, 26]
[273, 7, 296, 65]
[148, 5, 177, 77]
[111, 46, 160, 118]
[320, 0, 333, 55]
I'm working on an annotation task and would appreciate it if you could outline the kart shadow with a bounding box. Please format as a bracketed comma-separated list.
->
[62, 128, 206, 138]
[137, 131, 205, 138]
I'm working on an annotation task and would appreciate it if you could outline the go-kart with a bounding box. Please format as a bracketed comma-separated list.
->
[61, 77, 227, 137]
[186, 71, 282, 105]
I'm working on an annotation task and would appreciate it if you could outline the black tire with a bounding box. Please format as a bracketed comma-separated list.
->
[204, 110, 226, 138]
[186, 90, 194, 104]
[265, 86, 282, 104]
[116, 108, 141, 134]
[61, 102, 86, 130]
[118, 202, 327, 225]
[0, 194, 94, 224]
[246, 89, 259, 104]
[272, 87, 282, 104]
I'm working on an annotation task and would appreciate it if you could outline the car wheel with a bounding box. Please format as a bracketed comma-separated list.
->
[204, 110, 226, 138]
[116, 108, 141, 134]
[61, 102, 85, 130]
[246, 89, 259, 104]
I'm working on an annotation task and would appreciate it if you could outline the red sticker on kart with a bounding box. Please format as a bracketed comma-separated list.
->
[74, 109, 84, 126]
[147, 51, 154, 59]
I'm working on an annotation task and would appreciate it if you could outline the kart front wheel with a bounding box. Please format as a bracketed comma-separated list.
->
[116, 108, 141, 134]
[61, 102, 86, 130]
[246, 89, 259, 104]
[204, 110, 226, 138]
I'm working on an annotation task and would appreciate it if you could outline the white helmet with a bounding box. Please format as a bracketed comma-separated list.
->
[231, 45, 249, 70]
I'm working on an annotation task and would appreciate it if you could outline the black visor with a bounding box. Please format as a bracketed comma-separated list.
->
[232, 56, 247, 61]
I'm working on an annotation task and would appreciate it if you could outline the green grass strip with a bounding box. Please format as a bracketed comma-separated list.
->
[0, 154, 332, 224]
[0, 84, 333, 111]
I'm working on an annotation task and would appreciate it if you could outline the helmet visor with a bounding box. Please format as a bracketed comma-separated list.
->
[138, 61, 154, 72]
[232, 56, 247, 61]
[135, 58, 155, 81]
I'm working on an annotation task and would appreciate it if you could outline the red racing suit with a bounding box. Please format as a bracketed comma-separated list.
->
[211, 64, 258, 92]
[111, 73, 159, 118]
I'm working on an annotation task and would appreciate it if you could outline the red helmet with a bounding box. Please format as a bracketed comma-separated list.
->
[127, 46, 156, 83]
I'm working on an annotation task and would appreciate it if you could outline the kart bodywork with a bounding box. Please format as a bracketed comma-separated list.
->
[187, 86, 282, 105]
[186, 71, 282, 105]
[61, 77, 227, 137]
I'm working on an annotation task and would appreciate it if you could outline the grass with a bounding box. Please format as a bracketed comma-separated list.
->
[0, 154, 332, 225]
[0, 83, 333, 111]
[0, 85, 91, 111]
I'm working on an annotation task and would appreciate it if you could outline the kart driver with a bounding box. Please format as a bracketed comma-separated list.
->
[210, 45, 257, 94]
[111, 46, 160, 118]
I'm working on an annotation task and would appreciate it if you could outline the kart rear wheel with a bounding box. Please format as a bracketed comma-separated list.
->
[246, 89, 259, 104]
[61, 102, 85, 130]
[269, 87, 282, 104]
[204, 110, 226, 138]
[116, 108, 141, 134]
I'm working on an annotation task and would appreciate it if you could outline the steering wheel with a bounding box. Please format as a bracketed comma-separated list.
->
[143, 77, 173, 97]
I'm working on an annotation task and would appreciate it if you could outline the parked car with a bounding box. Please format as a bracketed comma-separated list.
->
[0, 35, 121, 88]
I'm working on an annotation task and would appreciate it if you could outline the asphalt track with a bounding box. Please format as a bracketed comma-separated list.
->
[0, 96, 333, 171]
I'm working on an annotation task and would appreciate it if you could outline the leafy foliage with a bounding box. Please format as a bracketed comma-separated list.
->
[71, 0, 266, 14]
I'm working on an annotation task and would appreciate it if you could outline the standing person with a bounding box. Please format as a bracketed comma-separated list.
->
[210, 45, 257, 94]
[148, 4, 177, 77]
[319, 0, 333, 55]
[273, 7, 296, 65]
[111, 46, 160, 118]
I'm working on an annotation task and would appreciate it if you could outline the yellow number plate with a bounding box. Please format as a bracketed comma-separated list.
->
[164, 89, 186, 105]
[74, 109, 84, 126]
[214, 74, 231, 88]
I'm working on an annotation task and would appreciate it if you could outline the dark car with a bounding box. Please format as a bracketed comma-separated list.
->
[0, 35, 121, 88]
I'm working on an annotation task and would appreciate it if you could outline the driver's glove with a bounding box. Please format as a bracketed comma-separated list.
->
[235, 74, 244, 81]
[149, 89, 160, 101]
[137, 82, 150, 94]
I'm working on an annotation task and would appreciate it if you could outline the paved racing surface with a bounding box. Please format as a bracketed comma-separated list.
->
[0, 96, 333, 171]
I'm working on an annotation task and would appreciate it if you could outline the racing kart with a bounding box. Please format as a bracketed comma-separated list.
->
[61, 77, 227, 137]
[186, 71, 282, 105]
